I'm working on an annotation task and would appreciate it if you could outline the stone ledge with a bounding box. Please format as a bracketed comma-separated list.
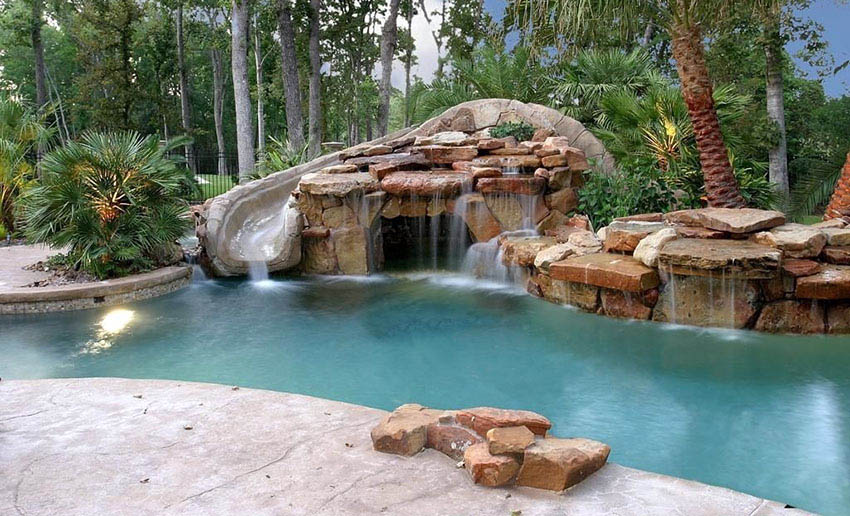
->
[0, 265, 192, 314]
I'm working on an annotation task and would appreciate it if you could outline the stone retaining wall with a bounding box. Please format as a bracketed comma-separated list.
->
[0, 265, 192, 314]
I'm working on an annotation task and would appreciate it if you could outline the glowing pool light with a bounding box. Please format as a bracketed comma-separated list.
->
[99, 309, 135, 334]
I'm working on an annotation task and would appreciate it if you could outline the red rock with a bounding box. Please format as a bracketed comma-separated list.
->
[541, 154, 568, 167]
[412, 145, 479, 164]
[614, 213, 664, 223]
[477, 138, 506, 151]
[451, 161, 474, 171]
[545, 225, 583, 243]
[487, 426, 535, 455]
[563, 147, 590, 171]
[516, 438, 610, 491]
[535, 148, 560, 158]
[464, 443, 520, 487]
[754, 300, 825, 334]
[549, 253, 660, 292]
[603, 228, 653, 253]
[371, 404, 445, 456]
[476, 176, 546, 195]
[545, 188, 579, 215]
[489, 146, 531, 155]
[368, 154, 429, 180]
[675, 226, 728, 239]
[822, 246, 850, 265]
[469, 167, 502, 180]
[532, 128, 555, 142]
[827, 303, 850, 333]
[426, 423, 482, 461]
[796, 266, 850, 299]
[457, 407, 552, 437]
[781, 259, 822, 278]
[472, 155, 542, 169]
[302, 226, 331, 238]
[381, 170, 471, 197]
[600, 289, 652, 320]
[533, 167, 551, 180]
[566, 215, 593, 231]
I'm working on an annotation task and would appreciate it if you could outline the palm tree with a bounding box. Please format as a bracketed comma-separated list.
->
[824, 152, 850, 222]
[523, 0, 750, 208]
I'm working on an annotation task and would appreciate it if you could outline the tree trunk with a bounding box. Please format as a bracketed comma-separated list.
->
[231, 0, 254, 182]
[670, 21, 745, 208]
[403, 0, 413, 127]
[31, 0, 47, 172]
[277, 0, 304, 149]
[307, 0, 322, 158]
[253, 12, 266, 157]
[377, 0, 401, 136]
[211, 48, 227, 175]
[176, 2, 196, 173]
[764, 20, 789, 204]
[825, 153, 850, 222]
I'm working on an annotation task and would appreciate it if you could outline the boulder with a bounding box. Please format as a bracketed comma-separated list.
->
[535, 148, 559, 158]
[796, 266, 850, 299]
[414, 131, 475, 146]
[781, 259, 821, 278]
[332, 226, 369, 275]
[489, 146, 531, 155]
[456, 407, 552, 437]
[751, 223, 826, 258]
[322, 205, 357, 229]
[674, 226, 728, 239]
[320, 164, 359, 174]
[455, 194, 502, 242]
[487, 426, 535, 455]
[345, 152, 418, 168]
[534, 243, 576, 272]
[302, 236, 337, 274]
[812, 219, 847, 229]
[603, 222, 664, 253]
[827, 303, 850, 334]
[536, 210, 569, 234]
[368, 154, 430, 180]
[413, 145, 479, 164]
[299, 172, 380, 196]
[549, 253, 660, 293]
[463, 443, 520, 487]
[822, 227, 850, 246]
[371, 404, 445, 456]
[754, 300, 825, 334]
[477, 138, 507, 151]
[476, 176, 546, 195]
[541, 154, 568, 167]
[381, 170, 471, 197]
[566, 214, 593, 231]
[381, 196, 401, 218]
[614, 213, 663, 223]
[545, 188, 579, 215]
[516, 438, 610, 491]
[399, 197, 428, 217]
[501, 236, 558, 267]
[600, 289, 653, 320]
[652, 275, 761, 329]
[473, 155, 542, 169]
[537, 276, 600, 311]
[362, 144, 392, 156]
[532, 128, 555, 142]
[658, 239, 781, 279]
[822, 246, 850, 265]
[633, 228, 678, 267]
[562, 147, 590, 171]
[426, 423, 482, 461]
[544, 225, 583, 243]
[548, 167, 584, 190]
[663, 208, 785, 234]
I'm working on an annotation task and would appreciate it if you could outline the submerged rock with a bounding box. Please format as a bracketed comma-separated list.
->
[516, 438, 610, 491]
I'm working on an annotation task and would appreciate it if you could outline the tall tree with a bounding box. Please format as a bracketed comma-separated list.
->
[762, 4, 789, 202]
[401, 0, 416, 127]
[277, 0, 304, 148]
[253, 11, 266, 156]
[307, 0, 322, 157]
[528, 0, 747, 208]
[377, 0, 401, 136]
[30, 0, 46, 110]
[231, 0, 254, 181]
[176, 1, 197, 172]
[204, 6, 228, 175]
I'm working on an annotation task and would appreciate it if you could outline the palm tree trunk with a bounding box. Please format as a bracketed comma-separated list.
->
[211, 48, 227, 175]
[176, 2, 197, 173]
[764, 19, 789, 203]
[231, 0, 255, 182]
[378, 0, 401, 137]
[670, 21, 745, 208]
[825, 153, 850, 222]
[253, 12, 265, 157]
[277, 0, 305, 149]
[307, 0, 322, 158]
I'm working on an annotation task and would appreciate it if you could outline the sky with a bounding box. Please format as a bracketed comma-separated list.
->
[395, 0, 849, 98]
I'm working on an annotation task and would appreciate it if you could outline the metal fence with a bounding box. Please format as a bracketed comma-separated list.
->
[169, 150, 241, 202]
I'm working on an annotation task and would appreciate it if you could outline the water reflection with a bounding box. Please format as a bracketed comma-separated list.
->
[80, 308, 135, 354]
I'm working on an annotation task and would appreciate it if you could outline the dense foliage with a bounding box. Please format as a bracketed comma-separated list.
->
[22, 132, 191, 278]
[489, 121, 535, 142]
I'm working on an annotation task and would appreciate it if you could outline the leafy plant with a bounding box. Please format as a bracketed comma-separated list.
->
[490, 121, 535, 142]
[22, 131, 191, 279]
[255, 136, 309, 179]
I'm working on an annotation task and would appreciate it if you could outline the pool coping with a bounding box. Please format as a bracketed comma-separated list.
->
[0, 265, 193, 314]
[0, 378, 814, 516]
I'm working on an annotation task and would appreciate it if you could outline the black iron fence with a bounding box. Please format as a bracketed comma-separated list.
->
[168, 150, 241, 202]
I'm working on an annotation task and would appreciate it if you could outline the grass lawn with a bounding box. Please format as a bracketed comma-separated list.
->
[195, 174, 235, 199]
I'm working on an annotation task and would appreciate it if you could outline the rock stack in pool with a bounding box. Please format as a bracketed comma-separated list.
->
[371, 404, 611, 491]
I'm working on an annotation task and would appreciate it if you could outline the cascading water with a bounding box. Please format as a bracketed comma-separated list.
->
[236, 208, 284, 286]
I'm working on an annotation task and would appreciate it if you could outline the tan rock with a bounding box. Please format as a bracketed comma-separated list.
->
[548, 167, 583, 190]
[566, 214, 593, 231]
[426, 424, 482, 460]
[562, 147, 590, 171]
[796, 266, 850, 299]
[472, 155, 542, 169]
[614, 213, 664, 223]
[456, 407, 552, 437]
[519, 141, 544, 152]
[812, 219, 847, 229]
[751, 223, 826, 258]
[477, 177, 546, 195]
[601, 289, 652, 320]
[536, 210, 569, 234]
[368, 154, 429, 180]
[413, 145, 479, 164]
[535, 148, 559, 158]
[345, 152, 418, 168]
[663, 208, 785, 234]
[489, 146, 531, 155]
[549, 253, 659, 293]
[544, 225, 583, 243]
[532, 128, 555, 142]
[399, 197, 428, 217]
[456, 194, 502, 242]
[533, 243, 576, 272]
[822, 246, 850, 264]
[381, 170, 471, 197]
[658, 239, 781, 279]
[633, 228, 678, 267]
[827, 303, 850, 333]
[487, 426, 535, 455]
[363, 144, 392, 156]
[320, 164, 359, 174]
[299, 172, 380, 196]
[822, 227, 850, 246]
[302, 235, 337, 274]
[463, 443, 520, 487]
[674, 226, 728, 239]
[414, 131, 474, 146]
[477, 138, 506, 151]
[331, 226, 368, 275]
[541, 154, 568, 167]
[501, 236, 557, 267]
[322, 205, 357, 229]
[296, 191, 324, 226]
[381, 196, 401, 218]
[371, 404, 444, 456]
[545, 188, 578, 214]
[652, 275, 761, 329]
[516, 438, 611, 491]
[483, 194, 525, 231]
[754, 300, 825, 334]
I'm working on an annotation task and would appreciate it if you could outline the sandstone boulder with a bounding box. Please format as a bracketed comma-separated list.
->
[516, 438, 610, 491]
[457, 407, 551, 437]
[368, 154, 429, 180]
[549, 253, 659, 293]
[652, 275, 761, 329]
[751, 223, 826, 258]
[796, 266, 850, 299]
[455, 194, 502, 242]
[332, 226, 369, 275]
[501, 236, 557, 267]
[381, 170, 471, 197]
[476, 176, 546, 195]
[658, 239, 781, 279]
[463, 443, 520, 487]
[426, 423, 482, 461]
[754, 300, 825, 334]
[600, 289, 653, 320]
[827, 303, 850, 333]
[299, 173, 380, 196]
[633, 228, 678, 267]
[822, 246, 850, 265]
[822, 227, 850, 246]
[371, 404, 444, 456]
[545, 188, 579, 215]
[415, 131, 475, 146]
[321, 164, 359, 174]
[781, 259, 821, 277]
[664, 208, 785, 234]
[414, 145, 479, 164]
[487, 426, 535, 455]
[533, 243, 576, 272]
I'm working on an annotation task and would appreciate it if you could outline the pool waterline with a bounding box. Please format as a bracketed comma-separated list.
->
[2, 272, 849, 514]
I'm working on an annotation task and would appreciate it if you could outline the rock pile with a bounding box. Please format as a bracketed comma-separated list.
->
[371, 404, 610, 491]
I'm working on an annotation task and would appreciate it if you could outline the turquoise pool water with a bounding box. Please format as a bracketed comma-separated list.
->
[3, 273, 849, 514]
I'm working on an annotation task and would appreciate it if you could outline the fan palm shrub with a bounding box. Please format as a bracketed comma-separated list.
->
[22, 131, 191, 279]
[0, 95, 52, 235]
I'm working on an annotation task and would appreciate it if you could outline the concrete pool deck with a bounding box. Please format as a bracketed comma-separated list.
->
[0, 378, 812, 515]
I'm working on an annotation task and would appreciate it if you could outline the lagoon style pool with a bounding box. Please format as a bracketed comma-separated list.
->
[3, 273, 849, 514]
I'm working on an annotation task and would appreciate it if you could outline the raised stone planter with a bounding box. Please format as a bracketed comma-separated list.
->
[0, 265, 192, 314]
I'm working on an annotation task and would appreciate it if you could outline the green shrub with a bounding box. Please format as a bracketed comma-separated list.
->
[490, 121, 535, 142]
[22, 131, 191, 279]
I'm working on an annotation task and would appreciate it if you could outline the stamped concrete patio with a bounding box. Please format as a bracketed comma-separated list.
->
[0, 378, 811, 515]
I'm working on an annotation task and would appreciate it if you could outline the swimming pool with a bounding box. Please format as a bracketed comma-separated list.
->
[3, 273, 849, 514]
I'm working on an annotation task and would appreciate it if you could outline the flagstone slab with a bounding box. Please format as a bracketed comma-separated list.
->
[663, 208, 785, 234]
[796, 266, 850, 299]
[549, 253, 659, 292]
